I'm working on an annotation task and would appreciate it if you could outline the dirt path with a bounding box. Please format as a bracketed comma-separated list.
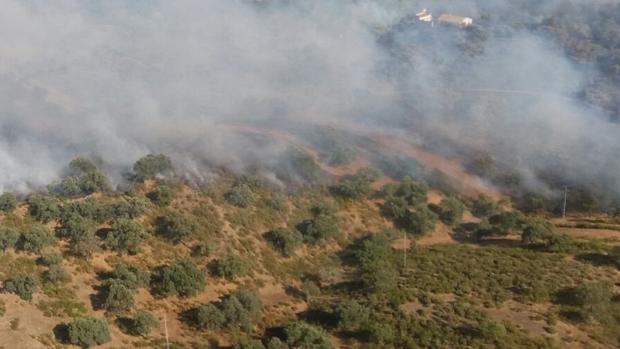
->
[555, 227, 620, 241]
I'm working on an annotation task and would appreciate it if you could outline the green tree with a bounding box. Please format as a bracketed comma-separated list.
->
[478, 319, 506, 340]
[132, 154, 174, 182]
[284, 321, 333, 349]
[103, 280, 134, 313]
[402, 205, 438, 236]
[155, 211, 196, 243]
[193, 303, 225, 329]
[66, 317, 111, 348]
[266, 338, 289, 349]
[381, 195, 409, 219]
[192, 242, 215, 257]
[331, 168, 379, 199]
[147, 184, 176, 207]
[521, 218, 554, 246]
[112, 196, 150, 219]
[365, 321, 396, 345]
[4, 274, 38, 301]
[0, 192, 17, 213]
[62, 157, 108, 195]
[471, 195, 498, 218]
[0, 227, 20, 251]
[264, 228, 303, 257]
[334, 299, 369, 331]
[298, 204, 339, 244]
[354, 235, 398, 293]
[489, 211, 524, 236]
[38, 253, 63, 266]
[57, 214, 99, 257]
[392, 176, 428, 206]
[563, 282, 614, 322]
[219, 289, 263, 331]
[232, 337, 267, 349]
[438, 196, 465, 226]
[27, 194, 61, 223]
[158, 259, 205, 297]
[105, 219, 144, 254]
[211, 255, 249, 280]
[225, 183, 256, 208]
[130, 310, 159, 336]
[18, 225, 56, 253]
[109, 263, 150, 290]
[43, 264, 71, 284]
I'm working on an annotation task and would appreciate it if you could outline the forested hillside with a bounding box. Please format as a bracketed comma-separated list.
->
[0, 151, 617, 348]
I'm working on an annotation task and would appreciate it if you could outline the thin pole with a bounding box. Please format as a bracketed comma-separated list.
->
[562, 186, 568, 220]
[403, 230, 407, 269]
[164, 313, 170, 349]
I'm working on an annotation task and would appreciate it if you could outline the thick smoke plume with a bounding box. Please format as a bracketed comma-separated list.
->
[0, 0, 619, 202]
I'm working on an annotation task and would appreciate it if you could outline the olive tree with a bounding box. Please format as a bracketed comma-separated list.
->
[66, 317, 111, 348]
[264, 228, 303, 257]
[0, 227, 20, 251]
[210, 255, 249, 280]
[284, 321, 333, 349]
[102, 280, 134, 313]
[129, 310, 159, 336]
[132, 154, 174, 182]
[104, 218, 144, 254]
[4, 274, 38, 301]
[155, 211, 196, 243]
[0, 192, 17, 213]
[18, 225, 56, 253]
[157, 259, 205, 297]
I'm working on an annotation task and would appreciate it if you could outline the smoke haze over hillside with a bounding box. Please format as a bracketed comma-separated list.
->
[1, 0, 619, 201]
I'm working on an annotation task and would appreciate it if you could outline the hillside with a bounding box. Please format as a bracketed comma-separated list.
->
[0, 149, 617, 349]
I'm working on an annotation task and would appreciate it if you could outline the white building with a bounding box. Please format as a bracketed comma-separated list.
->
[437, 14, 473, 27]
[415, 9, 433, 22]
